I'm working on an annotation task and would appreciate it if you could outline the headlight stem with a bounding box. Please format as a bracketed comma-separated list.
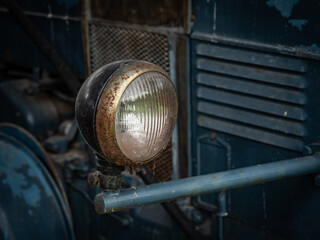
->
[87, 155, 124, 191]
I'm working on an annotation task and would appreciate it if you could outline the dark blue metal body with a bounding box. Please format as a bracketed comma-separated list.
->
[191, 0, 320, 239]
[192, 0, 320, 59]
[0, 124, 74, 240]
[0, 0, 85, 78]
[0, 79, 74, 138]
[1, 0, 320, 239]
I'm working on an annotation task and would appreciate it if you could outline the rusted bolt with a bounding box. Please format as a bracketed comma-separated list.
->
[87, 171, 101, 187]
[87, 170, 123, 191]
[88, 158, 124, 191]
[210, 132, 216, 141]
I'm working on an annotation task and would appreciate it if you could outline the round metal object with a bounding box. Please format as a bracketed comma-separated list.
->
[76, 60, 178, 167]
[0, 126, 75, 240]
[0, 123, 71, 214]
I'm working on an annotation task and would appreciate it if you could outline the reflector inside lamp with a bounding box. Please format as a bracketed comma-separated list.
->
[115, 72, 178, 162]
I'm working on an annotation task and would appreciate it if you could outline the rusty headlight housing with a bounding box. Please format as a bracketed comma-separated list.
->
[76, 61, 178, 167]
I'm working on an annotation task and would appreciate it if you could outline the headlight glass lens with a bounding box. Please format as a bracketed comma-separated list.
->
[115, 72, 177, 162]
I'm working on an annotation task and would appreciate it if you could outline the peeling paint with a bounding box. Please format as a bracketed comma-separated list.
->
[298, 43, 320, 52]
[0, 139, 52, 208]
[288, 19, 308, 31]
[1, 165, 42, 206]
[266, 0, 299, 18]
[21, 184, 41, 206]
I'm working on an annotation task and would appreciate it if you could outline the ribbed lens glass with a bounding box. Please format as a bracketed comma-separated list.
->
[115, 72, 177, 162]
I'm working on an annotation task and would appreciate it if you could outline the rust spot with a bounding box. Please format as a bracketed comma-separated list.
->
[210, 132, 216, 141]
[198, 116, 204, 124]
[213, 176, 219, 182]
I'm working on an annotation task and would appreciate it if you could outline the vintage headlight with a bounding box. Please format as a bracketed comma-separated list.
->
[76, 61, 178, 166]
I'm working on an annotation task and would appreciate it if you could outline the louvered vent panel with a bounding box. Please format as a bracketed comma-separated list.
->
[195, 43, 308, 151]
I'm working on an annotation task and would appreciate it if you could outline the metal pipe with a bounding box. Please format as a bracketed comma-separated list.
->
[217, 191, 227, 240]
[95, 153, 320, 214]
[169, 32, 179, 180]
[138, 166, 203, 240]
[215, 136, 231, 240]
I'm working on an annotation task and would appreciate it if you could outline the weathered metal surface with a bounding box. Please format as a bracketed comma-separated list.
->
[137, 166, 203, 240]
[94, 153, 320, 214]
[0, 128, 75, 239]
[191, 0, 320, 60]
[88, 21, 170, 73]
[197, 73, 306, 104]
[196, 58, 306, 89]
[0, 0, 81, 17]
[0, 0, 85, 77]
[2, 0, 81, 95]
[192, 40, 311, 152]
[197, 115, 304, 151]
[190, 4, 320, 235]
[197, 102, 306, 137]
[88, 21, 175, 180]
[87, 159, 124, 191]
[194, 133, 231, 212]
[146, 142, 173, 182]
[175, 35, 189, 179]
[0, 123, 72, 217]
[0, 7, 81, 21]
[196, 43, 308, 72]
[190, 41, 320, 238]
[0, 79, 74, 138]
[90, 0, 186, 27]
[80, 0, 91, 77]
[197, 87, 306, 120]
[95, 61, 175, 166]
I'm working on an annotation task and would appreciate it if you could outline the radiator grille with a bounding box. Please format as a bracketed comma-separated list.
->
[195, 43, 307, 151]
[89, 21, 172, 181]
[89, 22, 170, 73]
[146, 143, 172, 182]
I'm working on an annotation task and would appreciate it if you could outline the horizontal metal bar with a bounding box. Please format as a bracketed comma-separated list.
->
[0, 7, 81, 21]
[95, 153, 320, 214]
[197, 115, 304, 151]
[196, 43, 308, 73]
[191, 31, 320, 61]
[197, 101, 306, 137]
[197, 87, 307, 121]
[196, 58, 306, 89]
[197, 73, 307, 105]
[90, 18, 184, 35]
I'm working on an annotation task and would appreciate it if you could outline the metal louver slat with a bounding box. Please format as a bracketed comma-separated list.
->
[194, 43, 307, 151]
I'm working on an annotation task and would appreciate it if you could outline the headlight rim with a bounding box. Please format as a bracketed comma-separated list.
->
[95, 61, 176, 166]
[75, 60, 131, 160]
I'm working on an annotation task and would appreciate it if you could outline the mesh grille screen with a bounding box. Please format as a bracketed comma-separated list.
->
[89, 22, 170, 73]
[146, 143, 172, 182]
[89, 21, 172, 181]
